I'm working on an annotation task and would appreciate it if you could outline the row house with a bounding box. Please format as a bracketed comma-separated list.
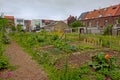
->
[4, 15, 27, 30]
[14, 18, 26, 29]
[3, 14, 55, 31]
[31, 19, 42, 31]
[79, 4, 120, 28]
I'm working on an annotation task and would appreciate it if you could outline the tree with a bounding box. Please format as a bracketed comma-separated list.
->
[0, 18, 10, 32]
[0, 18, 15, 32]
[0, 18, 11, 44]
[70, 20, 84, 28]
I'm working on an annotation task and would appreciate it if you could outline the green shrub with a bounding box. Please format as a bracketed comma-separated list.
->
[89, 52, 116, 71]
[52, 34, 59, 40]
[36, 50, 50, 64]
[109, 70, 120, 80]
[37, 37, 44, 43]
[2, 34, 11, 44]
[88, 52, 120, 79]
[103, 25, 112, 35]
[95, 73, 105, 80]
[0, 56, 9, 70]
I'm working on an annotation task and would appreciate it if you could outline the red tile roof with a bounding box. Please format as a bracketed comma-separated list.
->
[4, 16, 14, 19]
[83, 4, 120, 20]
[104, 4, 120, 17]
[84, 8, 108, 19]
[115, 4, 120, 16]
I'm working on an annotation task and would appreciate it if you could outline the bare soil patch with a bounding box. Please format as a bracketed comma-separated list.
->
[54, 49, 120, 69]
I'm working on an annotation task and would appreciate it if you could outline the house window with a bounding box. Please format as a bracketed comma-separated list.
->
[17, 19, 23, 22]
[104, 20, 108, 26]
[89, 22, 92, 27]
[116, 19, 118, 24]
[96, 21, 99, 27]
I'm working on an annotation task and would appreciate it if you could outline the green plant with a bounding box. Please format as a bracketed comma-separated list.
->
[11, 26, 16, 31]
[0, 56, 9, 70]
[89, 52, 116, 71]
[88, 52, 120, 79]
[2, 34, 11, 44]
[53, 40, 77, 53]
[103, 25, 112, 35]
[109, 70, 120, 80]
[52, 34, 59, 40]
[36, 50, 50, 64]
[16, 24, 23, 32]
[118, 18, 120, 24]
[101, 39, 110, 47]
[37, 36, 44, 43]
[95, 73, 105, 80]
[0, 43, 4, 56]
[77, 44, 95, 50]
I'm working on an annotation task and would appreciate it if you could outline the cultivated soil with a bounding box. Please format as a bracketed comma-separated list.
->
[1, 41, 48, 80]
[55, 49, 120, 69]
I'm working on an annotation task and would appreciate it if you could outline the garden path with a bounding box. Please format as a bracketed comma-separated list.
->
[4, 40, 48, 80]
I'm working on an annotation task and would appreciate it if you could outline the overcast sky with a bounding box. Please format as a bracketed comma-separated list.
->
[0, 0, 120, 20]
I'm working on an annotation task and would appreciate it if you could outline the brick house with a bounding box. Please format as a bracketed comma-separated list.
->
[79, 4, 120, 28]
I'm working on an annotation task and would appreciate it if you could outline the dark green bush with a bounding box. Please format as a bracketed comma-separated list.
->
[37, 37, 44, 43]
[52, 34, 59, 40]
[0, 56, 9, 70]
[103, 25, 112, 35]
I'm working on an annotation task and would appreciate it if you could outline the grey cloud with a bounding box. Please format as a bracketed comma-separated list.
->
[0, 0, 120, 20]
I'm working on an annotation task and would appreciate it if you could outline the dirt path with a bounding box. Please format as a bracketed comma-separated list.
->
[4, 41, 48, 80]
